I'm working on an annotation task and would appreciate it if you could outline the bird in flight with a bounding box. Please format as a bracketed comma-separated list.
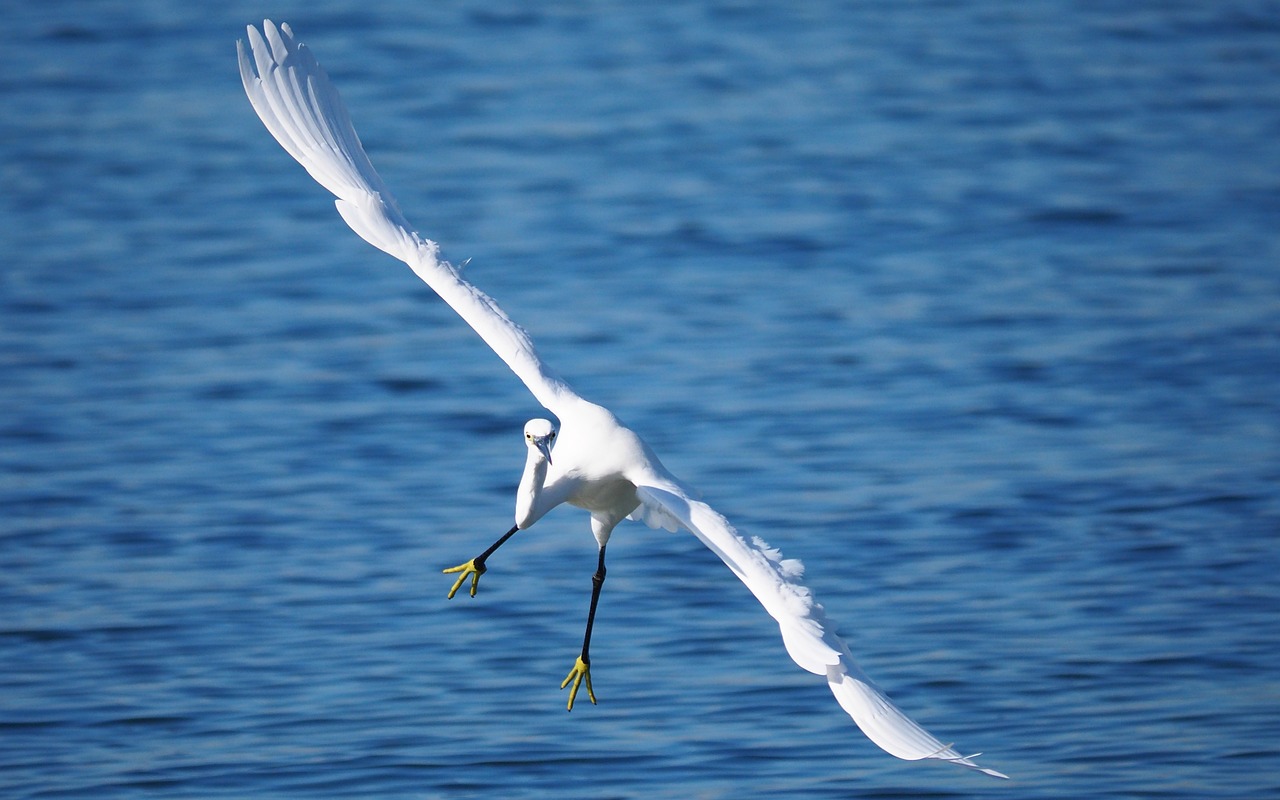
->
[238, 20, 1006, 779]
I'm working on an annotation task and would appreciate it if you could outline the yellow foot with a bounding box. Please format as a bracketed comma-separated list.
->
[560, 655, 596, 710]
[442, 558, 486, 599]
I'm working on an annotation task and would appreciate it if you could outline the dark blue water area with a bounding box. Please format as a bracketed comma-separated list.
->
[3, 1, 1279, 798]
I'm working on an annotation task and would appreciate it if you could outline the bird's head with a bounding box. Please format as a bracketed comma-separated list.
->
[523, 419, 557, 464]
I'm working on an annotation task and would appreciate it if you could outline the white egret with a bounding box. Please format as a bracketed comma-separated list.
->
[237, 20, 1007, 779]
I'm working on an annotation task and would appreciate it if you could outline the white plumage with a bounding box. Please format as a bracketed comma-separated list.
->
[238, 20, 1006, 779]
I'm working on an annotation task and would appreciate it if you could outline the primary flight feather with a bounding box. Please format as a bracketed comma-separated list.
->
[238, 19, 1006, 779]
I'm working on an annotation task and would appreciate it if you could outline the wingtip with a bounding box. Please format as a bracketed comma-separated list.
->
[968, 763, 1011, 780]
[954, 759, 1010, 780]
[934, 748, 1009, 779]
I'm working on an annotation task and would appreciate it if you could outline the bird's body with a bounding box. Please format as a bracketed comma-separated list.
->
[517, 402, 662, 544]
[238, 20, 1006, 779]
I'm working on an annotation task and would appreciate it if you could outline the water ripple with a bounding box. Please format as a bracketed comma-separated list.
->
[3, 2, 1279, 799]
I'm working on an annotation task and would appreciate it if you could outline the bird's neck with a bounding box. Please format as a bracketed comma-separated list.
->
[515, 450, 550, 529]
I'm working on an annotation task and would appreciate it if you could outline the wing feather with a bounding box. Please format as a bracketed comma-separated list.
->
[238, 20, 575, 414]
[634, 483, 1008, 779]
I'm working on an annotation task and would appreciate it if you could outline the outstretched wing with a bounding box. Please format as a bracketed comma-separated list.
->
[237, 20, 576, 415]
[633, 482, 1008, 779]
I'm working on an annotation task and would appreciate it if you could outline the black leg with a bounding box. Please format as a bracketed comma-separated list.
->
[562, 544, 606, 709]
[477, 524, 521, 564]
[580, 544, 608, 663]
[443, 524, 519, 599]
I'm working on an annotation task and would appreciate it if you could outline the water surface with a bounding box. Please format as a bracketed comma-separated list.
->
[3, 2, 1279, 798]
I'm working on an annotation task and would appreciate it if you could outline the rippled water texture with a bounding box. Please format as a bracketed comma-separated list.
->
[3, 2, 1279, 798]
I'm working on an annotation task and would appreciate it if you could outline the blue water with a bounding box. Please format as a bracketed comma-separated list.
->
[3, 1, 1279, 797]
